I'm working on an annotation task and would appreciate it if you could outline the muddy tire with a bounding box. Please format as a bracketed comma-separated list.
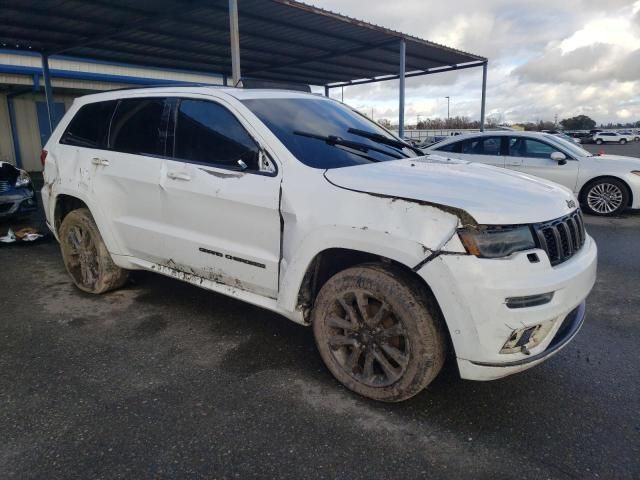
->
[59, 208, 128, 294]
[312, 263, 446, 402]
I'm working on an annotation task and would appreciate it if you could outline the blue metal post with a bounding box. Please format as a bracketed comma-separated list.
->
[41, 54, 56, 133]
[480, 61, 488, 131]
[324, 85, 329, 97]
[399, 39, 406, 138]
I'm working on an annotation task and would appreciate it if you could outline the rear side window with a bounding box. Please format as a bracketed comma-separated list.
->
[435, 141, 460, 153]
[109, 98, 169, 156]
[173, 99, 259, 169]
[458, 137, 502, 155]
[60, 100, 117, 148]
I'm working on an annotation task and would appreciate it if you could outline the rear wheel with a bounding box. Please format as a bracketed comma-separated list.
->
[59, 208, 128, 293]
[595, 139, 603, 145]
[581, 179, 628, 216]
[620, 139, 627, 145]
[312, 264, 446, 402]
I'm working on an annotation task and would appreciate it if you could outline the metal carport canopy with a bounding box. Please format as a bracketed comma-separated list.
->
[1, 0, 488, 136]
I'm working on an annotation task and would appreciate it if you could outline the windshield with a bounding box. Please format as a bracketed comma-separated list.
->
[548, 135, 593, 157]
[242, 97, 417, 168]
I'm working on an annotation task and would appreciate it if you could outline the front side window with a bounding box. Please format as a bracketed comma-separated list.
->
[60, 100, 117, 148]
[242, 97, 416, 169]
[509, 138, 556, 158]
[173, 99, 260, 169]
[109, 97, 168, 156]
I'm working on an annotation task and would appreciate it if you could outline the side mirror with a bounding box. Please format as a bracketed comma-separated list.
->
[550, 151, 567, 165]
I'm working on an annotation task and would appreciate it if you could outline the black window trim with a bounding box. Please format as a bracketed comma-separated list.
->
[169, 96, 278, 178]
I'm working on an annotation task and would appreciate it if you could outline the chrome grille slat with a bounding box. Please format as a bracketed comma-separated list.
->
[533, 210, 586, 267]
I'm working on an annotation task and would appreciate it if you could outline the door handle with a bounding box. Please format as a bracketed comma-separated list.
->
[167, 171, 191, 181]
[91, 157, 110, 166]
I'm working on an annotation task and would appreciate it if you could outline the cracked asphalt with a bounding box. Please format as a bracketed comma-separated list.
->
[0, 193, 638, 479]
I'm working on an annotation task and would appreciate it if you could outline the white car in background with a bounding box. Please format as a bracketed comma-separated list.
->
[593, 132, 635, 145]
[425, 131, 640, 216]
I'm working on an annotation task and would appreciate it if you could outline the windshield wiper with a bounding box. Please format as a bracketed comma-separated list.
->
[293, 130, 405, 160]
[347, 128, 424, 156]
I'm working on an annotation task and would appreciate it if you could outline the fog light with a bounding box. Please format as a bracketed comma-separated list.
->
[505, 292, 554, 309]
[500, 318, 556, 354]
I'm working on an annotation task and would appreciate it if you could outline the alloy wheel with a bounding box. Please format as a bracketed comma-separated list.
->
[587, 183, 624, 214]
[326, 290, 410, 387]
[65, 225, 99, 288]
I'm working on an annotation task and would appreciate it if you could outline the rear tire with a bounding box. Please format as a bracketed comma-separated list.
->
[59, 208, 128, 293]
[312, 263, 446, 402]
[620, 139, 627, 145]
[595, 139, 603, 145]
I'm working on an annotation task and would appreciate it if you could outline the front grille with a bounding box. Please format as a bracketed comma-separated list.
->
[0, 180, 9, 193]
[533, 210, 586, 266]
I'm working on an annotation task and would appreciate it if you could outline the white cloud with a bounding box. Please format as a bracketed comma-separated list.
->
[310, 0, 640, 124]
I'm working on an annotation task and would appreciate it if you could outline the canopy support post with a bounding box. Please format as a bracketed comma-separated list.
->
[41, 54, 55, 134]
[480, 61, 488, 131]
[229, 0, 242, 86]
[324, 85, 329, 97]
[398, 39, 406, 138]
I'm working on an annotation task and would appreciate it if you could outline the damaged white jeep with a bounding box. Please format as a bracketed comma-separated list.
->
[42, 87, 597, 402]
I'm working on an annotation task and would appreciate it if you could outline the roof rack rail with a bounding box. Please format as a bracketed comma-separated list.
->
[106, 82, 225, 92]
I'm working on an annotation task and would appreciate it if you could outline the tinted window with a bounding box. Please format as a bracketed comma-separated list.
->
[173, 99, 259, 169]
[459, 136, 502, 155]
[110, 98, 168, 156]
[60, 100, 117, 148]
[509, 138, 556, 158]
[435, 141, 459, 153]
[242, 97, 416, 169]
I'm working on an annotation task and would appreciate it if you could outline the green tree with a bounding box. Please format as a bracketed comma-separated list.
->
[559, 115, 596, 130]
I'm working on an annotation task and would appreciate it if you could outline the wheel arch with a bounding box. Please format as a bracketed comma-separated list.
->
[579, 175, 633, 207]
[54, 193, 90, 233]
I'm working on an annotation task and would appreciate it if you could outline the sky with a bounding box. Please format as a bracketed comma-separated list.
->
[309, 0, 640, 125]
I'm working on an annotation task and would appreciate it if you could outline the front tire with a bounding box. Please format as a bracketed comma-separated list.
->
[595, 139, 603, 145]
[581, 179, 629, 216]
[312, 264, 446, 402]
[620, 139, 627, 145]
[59, 208, 128, 293]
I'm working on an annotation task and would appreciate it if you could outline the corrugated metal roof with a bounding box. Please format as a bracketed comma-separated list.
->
[0, 0, 486, 86]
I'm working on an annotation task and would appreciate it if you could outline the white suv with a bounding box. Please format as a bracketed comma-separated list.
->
[593, 131, 632, 144]
[42, 87, 597, 402]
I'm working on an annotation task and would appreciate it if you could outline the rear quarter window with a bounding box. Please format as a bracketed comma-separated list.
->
[60, 100, 117, 148]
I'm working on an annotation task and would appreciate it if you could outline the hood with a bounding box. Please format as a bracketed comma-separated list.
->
[587, 154, 640, 168]
[324, 156, 578, 225]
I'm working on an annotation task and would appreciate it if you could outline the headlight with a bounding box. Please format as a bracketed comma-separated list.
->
[15, 170, 31, 187]
[458, 225, 536, 258]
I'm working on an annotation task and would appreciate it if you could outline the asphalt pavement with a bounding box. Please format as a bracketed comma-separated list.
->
[0, 195, 638, 479]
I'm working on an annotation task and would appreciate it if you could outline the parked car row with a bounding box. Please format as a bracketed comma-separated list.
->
[40, 86, 599, 402]
[567, 129, 640, 144]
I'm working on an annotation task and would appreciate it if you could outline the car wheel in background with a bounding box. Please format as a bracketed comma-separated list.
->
[581, 178, 629, 216]
[634, 137, 640, 142]
[595, 139, 603, 145]
[59, 208, 129, 293]
[619, 139, 627, 145]
[312, 263, 446, 402]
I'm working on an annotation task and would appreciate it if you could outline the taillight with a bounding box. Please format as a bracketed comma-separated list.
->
[40, 149, 48, 167]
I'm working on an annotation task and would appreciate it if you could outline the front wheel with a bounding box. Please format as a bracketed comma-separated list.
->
[595, 139, 603, 145]
[59, 208, 129, 293]
[582, 179, 628, 216]
[620, 139, 627, 145]
[312, 264, 446, 402]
